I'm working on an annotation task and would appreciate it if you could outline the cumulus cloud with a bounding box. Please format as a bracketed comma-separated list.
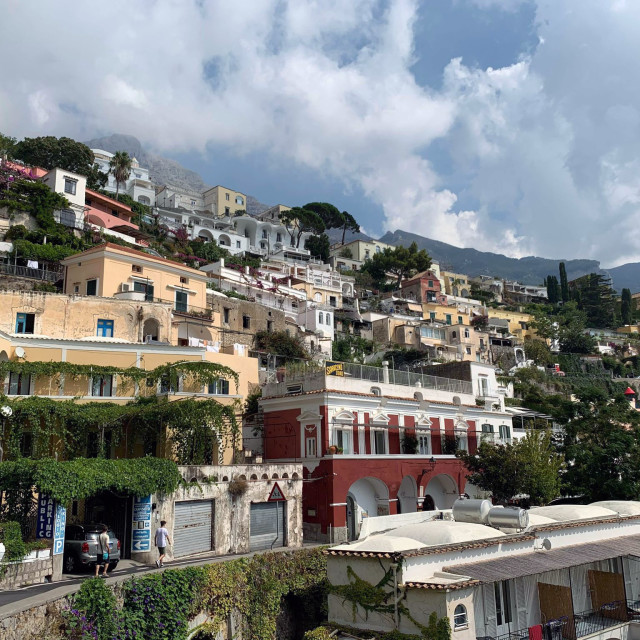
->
[3, 0, 640, 264]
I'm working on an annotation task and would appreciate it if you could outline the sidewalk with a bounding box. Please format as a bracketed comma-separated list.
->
[0, 543, 322, 620]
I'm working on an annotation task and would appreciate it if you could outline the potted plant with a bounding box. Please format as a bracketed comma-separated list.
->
[402, 433, 419, 455]
[327, 445, 338, 455]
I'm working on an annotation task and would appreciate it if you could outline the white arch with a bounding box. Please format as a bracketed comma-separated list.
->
[142, 318, 160, 342]
[424, 474, 459, 510]
[347, 477, 389, 539]
[218, 233, 231, 246]
[197, 229, 214, 241]
[398, 476, 418, 514]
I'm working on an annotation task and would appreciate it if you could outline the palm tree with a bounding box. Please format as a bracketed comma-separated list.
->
[109, 151, 132, 199]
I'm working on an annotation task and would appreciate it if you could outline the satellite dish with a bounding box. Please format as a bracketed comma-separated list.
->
[14, 347, 25, 359]
[542, 538, 552, 551]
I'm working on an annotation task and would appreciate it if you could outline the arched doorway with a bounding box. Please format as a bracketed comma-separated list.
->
[397, 476, 418, 514]
[346, 477, 389, 540]
[142, 318, 160, 342]
[422, 495, 436, 511]
[424, 474, 459, 510]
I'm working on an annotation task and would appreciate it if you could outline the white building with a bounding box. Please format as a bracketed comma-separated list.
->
[40, 167, 87, 228]
[327, 500, 640, 640]
[92, 149, 156, 206]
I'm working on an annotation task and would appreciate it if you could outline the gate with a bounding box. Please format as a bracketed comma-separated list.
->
[173, 500, 214, 557]
[250, 501, 286, 551]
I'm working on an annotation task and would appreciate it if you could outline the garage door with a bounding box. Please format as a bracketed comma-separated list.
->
[250, 502, 286, 551]
[173, 500, 214, 557]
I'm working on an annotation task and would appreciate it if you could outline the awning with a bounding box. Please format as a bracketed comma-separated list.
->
[406, 303, 422, 312]
[444, 535, 640, 582]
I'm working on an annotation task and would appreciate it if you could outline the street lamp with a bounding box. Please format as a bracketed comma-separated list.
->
[0, 405, 13, 463]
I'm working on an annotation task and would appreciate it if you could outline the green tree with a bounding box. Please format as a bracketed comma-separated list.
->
[457, 430, 563, 505]
[569, 273, 618, 328]
[190, 239, 230, 263]
[361, 241, 431, 288]
[559, 261, 569, 303]
[108, 150, 132, 200]
[86, 163, 109, 190]
[304, 233, 330, 262]
[13, 136, 94, 175]
[562, 386, 640, 501]
[0, 132, 17, 158]
[622, 288, 633, 326]
[280, 207, 325, 248]
[303, 202, 360, 244]
[557, 304, 597, 353]
[523, 338, 553, 366]
[255, 331, 310, 362]
[546, 275, 560, 304]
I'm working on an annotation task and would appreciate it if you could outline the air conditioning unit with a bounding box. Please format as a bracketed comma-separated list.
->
[120, 282, 130, 292]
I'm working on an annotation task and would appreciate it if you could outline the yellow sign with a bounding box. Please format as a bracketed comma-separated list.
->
[325, 361, 344, 377]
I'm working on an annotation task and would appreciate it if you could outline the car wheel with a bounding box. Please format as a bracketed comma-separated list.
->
[107, 562, 118, 573]
[63, 554, 77, 573]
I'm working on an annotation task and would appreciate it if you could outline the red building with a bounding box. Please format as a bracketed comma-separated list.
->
[400, 270, 447, 304]
[259, 361, 513, 542]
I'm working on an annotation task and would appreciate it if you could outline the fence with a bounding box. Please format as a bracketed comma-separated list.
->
[0, 261, 62, 283]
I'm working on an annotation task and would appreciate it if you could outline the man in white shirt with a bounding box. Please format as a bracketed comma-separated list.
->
[154, 520, 171, 568]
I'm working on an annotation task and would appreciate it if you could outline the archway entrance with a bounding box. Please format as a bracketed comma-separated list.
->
[346, 477, 389, 540]
[397, 476, 418, 514]
[143, 318, 160, 342]
[424, 474, 459, 510]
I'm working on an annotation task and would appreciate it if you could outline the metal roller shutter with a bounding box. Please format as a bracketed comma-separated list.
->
[250, 502, 286, 551]
[173, 500, 214, 557]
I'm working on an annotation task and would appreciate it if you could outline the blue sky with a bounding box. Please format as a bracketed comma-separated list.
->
[3, 0, 640, 266]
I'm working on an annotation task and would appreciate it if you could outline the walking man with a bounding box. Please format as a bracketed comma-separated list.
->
[95, 525, 110, 577]
[154, 520, 171, 568]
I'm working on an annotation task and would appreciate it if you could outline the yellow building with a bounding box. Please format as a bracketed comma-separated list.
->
[422, 303, 471, 326]
[61, 243, 216, 347]
[203, 185, 247, 217]
[0, 328, 258, 464]
[441, 271, 471, 297]
[330, 239, 392, 262]
[486, 308, 536, 340]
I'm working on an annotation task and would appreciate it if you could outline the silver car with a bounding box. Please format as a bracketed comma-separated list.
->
[63, 524, 121, 573]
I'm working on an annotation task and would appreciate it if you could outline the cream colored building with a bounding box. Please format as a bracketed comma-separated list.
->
[203, 185, 247, 217]
[441, 270, 471, 297]
[487, 308, 536, 340]
[330, 239, 393, 263]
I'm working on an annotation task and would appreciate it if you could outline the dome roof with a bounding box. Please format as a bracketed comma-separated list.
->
[528, 505, 616, 522]
[589, 500, 640, 515]
[527, 514, 557, 526]
[333, 536, 426, 554]
[382, 520, 504, 546]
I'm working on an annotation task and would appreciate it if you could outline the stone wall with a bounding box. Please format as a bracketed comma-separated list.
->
[0, 556, 53, 591]
[0, 599, 68, 640]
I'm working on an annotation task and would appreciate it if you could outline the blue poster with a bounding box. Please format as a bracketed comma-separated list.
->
[131, 495, 152, 552]
[36, 494, 55, 539]
[53, 503, 66, 555]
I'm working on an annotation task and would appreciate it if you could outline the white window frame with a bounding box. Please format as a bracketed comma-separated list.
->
[417, 429, 431, 455]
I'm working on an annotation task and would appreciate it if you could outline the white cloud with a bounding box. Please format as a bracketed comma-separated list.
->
[3, 0, 640, 264]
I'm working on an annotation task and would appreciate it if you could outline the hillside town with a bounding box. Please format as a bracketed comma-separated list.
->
[3, 135, 640, 640]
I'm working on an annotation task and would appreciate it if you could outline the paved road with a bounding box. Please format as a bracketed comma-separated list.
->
[0, 544, 322, 619]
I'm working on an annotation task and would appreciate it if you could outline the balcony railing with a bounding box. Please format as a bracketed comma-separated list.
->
[489, 601, 633, 640]
[0, 261, 63, 283]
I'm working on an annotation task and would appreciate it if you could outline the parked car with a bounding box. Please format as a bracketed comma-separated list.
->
[63, 524, 121, 573]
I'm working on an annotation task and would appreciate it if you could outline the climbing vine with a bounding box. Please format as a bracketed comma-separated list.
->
[63, 547, 328, 640]
[329, 565, 452, 640]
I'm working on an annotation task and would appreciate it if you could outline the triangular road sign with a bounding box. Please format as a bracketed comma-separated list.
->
[268, 482, 286, 502]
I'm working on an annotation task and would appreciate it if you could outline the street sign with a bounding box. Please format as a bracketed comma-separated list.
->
[36, 494, 55, 539]
[131, 495, 152, 553]
[268, 482, 286, 502]
[53, 503, 66, 555]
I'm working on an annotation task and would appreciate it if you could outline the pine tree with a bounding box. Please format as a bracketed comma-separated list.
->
[621, 288, 633, 326]
[559, 262, 569, 302]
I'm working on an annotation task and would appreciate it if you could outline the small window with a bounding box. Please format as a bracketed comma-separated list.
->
[180, 276, 188, 284]
[429, 312, 436, 321]
[373, 430, 386, 454]
[132, 265, 142, 273]
[190, 199, 196, 206]
[223, 308, 230, 324]
[242, 315, 251, 329]
[74, 284, 80, 294]
[370, 387, 381, 396]
[64, 178, 77, 195]
[15, 312, 35, 334]
[458, 315, 463, 324]
[267, 320, 273, 333]
[225, 206, 230, 214]
[235, 196, 243, 205]
[329, 296, 337, 307]
[97, 319, 114, 338]
[86, 279, 98, 296]
[20, 432, 33, 457]
[454, 605, 468, 629]
[466, 347, 472, 355]
[464, 328, 470, 338]
[225, 193, 230, 201]
[175, 291, 188, 312]
[318, 312, 323, 324]
[451, 331, 457, 338]
[91, 375, 113, 397]
[428, 280, 433, 288]
[499, 425, 511, 440]
[236, 241, 241, 248]
[208, 379, 230, 395]
[8, 372, 31, 396]
[276, 233, 282, 242]
[306, 437, 317, 457]
[445, 314, 452, 325]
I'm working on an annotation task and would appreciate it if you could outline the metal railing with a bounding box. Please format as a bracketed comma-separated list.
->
[489, 601, 632, 640]
[0, 262, 63, 283]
